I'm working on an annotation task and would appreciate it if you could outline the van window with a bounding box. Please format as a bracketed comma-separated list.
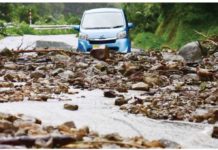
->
[81, 12, 125, 29]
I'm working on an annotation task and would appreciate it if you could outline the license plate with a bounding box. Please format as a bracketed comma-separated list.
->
[93, 45, 106, 49]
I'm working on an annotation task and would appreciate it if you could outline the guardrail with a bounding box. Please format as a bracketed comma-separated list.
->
[30, 25, 74, 30]
[1, 23, 76, 30]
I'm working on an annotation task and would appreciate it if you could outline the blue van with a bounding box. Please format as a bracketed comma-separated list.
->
[73, 8, 133, 53]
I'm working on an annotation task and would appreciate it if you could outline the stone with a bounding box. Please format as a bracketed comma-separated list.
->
[161, 52, 184, 62]
[64, 104, 78, 111]
[159, 139, 181, 148]
[0, 120, 15, 133]
[0, 82, 13, 88]
[90, 48, 109, 60]
[214, 52, 218, 58]
[51, 54, 71, 63]
[4, 62, 17, 70]
[115, 97, 127, 106]
[212, 126, 218, 139]
[51, 68, 64, 76]
[59, 70, 75, 81]
[178, 41, 203, 63]
[76, 62, 88, 68]
[104, 90, 116, 98]
[143, 73, 161, 86]
[58, 121, 76, 132]
[4, 73, 18, 82]
[30, 71, 46, 79]
[0, 48, 14, 57]
[131, 82, 149, 91]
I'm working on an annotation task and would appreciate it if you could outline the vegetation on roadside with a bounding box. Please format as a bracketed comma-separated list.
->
[0, 3, 217, 49]
[123, 3, 218, 50]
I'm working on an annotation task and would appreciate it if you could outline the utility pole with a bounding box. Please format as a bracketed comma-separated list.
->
[29, 9, 32, 25]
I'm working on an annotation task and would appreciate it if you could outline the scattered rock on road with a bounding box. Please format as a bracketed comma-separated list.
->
[131, 82, 149, 91]
[104, 90, 116, 98]
[64, 103, 79, 111]
[212, 126, 218, 139]
[178, 41, 204, 63]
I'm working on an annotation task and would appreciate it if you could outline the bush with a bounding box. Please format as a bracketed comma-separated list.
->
[0, 20, 6, 36]
[133, 32, 165, 50]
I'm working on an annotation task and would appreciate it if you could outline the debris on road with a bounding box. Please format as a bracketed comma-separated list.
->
[0, 112, 180, 148]
[64, 103, 79, 111]
[0, 43, 217, 124]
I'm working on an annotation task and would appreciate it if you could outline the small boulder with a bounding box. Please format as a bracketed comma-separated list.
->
[212, 126, 218, 139]
[30, 71, 46, 79]
[104, 90, 116, 98]
[51, 68, 64, 76]
[115, 97, 127, 106]
[178, 41, 203, 63]
[90, 48, 109, 60]
[131, 82, 149, 91]
[64, 104, 78, 111]
[161, 52, 184, 62]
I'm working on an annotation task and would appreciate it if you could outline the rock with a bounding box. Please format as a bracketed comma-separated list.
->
[90, 48, 109, 60]
[4, 73, 19, 82]
[59, 70, 75, 80]
[159, 139, 181, 148]
[4, 62, 17, 70]
[212, 126, 218, 139]
[0, 82, 13, 87]
[143, 73, 161, 86]
[51, 54, 71, 63]
[104, 90, 116, 98]
[51, 68, 64, 76]
[30, 71, 46, 79]
[116, 86, 128, 93]
[131, 82, 149, 91]
[95, 63, 107, 72]
[0, 120, 14, 132]
[0, 112, 17, 122]
[76, 62, 88, 68]
[0, 48, 14, 57]
[58, 121, 76, 132]
[64, 103, 78, 111]
[161, 52, 184, 62]
[178, 41, 203, 63]
[115, 97, 127, 106]
[214, 52, 218, 58]
[145, 140, 164, 148]
[104, 133, 123, 141]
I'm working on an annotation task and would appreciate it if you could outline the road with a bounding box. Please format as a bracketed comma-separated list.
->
[0, 34, 217, 148]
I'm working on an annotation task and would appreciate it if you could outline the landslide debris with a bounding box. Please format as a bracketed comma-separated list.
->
[0, 38, 217, 125]
[0, 112, 180, 148]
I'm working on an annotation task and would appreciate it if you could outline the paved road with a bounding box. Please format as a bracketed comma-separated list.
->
[0, 88, 217, 148]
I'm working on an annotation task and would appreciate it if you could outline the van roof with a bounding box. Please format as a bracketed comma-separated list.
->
[85, 8, 123, 14]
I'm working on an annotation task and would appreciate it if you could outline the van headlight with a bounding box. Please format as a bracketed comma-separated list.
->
[79, 33, 88, 40]
[117, 31, 127, 39]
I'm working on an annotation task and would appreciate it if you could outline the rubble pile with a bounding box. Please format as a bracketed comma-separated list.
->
[0, 42, 217, 124]
[0, 112, 180, 148]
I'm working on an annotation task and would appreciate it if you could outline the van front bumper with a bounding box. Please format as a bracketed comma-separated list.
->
[77, 38, 131, 53]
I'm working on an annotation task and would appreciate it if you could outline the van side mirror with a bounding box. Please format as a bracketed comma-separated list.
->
[128, 23, 134, 29]
[73, 25, 80, 31]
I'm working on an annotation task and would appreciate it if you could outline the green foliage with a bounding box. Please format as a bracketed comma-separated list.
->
[133, 32, 165, 50]
[123, 3, 160, 33]
[0, 20, 6, 36]
[5, 22, 75, 36]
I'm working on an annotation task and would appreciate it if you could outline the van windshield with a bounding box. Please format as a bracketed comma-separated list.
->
[81, 12, 125, 29]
